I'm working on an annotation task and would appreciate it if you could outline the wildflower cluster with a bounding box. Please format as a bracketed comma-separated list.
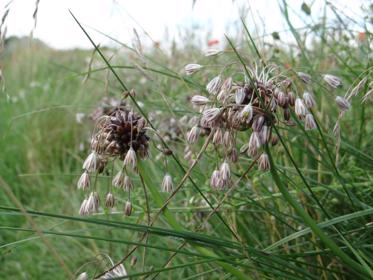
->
[184, 64, 324, 189]
[77, 105, 149, 216]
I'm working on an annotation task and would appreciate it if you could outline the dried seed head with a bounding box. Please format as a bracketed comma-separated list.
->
[191, 95, 210, 106]
[206, 76, 222, 95]
[297, 72, 311, 84]
[235, 87, 246, 105]
[161, 173, 173, 193]
[112, 170, 125, 188]
[303, 92, 316, 108]
[90, 108, 149, 161]
[295, 98, 307, 118]
[83, 151, 98, 172]
[220, 161, 230, 182]
[124, 201, 132, 216]
[258, 153, 270, 171]
[105, 192, 115, 208]
[335, 96, 350, 111]
[323, 74, 342, 88]
[123, 147, 137, 169]
[184, 63, 203, 75]
[123, 175, 134, 192]
[187, 125, 200, 144]
[77, 171, 90, 190]
[304, 113, 317, 130]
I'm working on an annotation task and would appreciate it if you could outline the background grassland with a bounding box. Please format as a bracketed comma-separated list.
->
[0, 3, 372, 280]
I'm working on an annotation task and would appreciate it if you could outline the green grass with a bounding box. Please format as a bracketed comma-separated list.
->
[0, 2, 372, 279]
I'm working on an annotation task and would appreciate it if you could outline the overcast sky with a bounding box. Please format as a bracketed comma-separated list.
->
[3, 0, 368, 49]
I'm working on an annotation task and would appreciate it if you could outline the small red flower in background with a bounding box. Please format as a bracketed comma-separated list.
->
[207, 39, 219, 46]
[358, 32, 366, 42]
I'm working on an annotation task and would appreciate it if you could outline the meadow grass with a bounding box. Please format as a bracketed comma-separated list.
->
[0, 2, 372, 279]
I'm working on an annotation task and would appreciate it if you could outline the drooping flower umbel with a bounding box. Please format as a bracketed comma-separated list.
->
[77, 105, 150, 216]
[185, 64, 336, 188]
